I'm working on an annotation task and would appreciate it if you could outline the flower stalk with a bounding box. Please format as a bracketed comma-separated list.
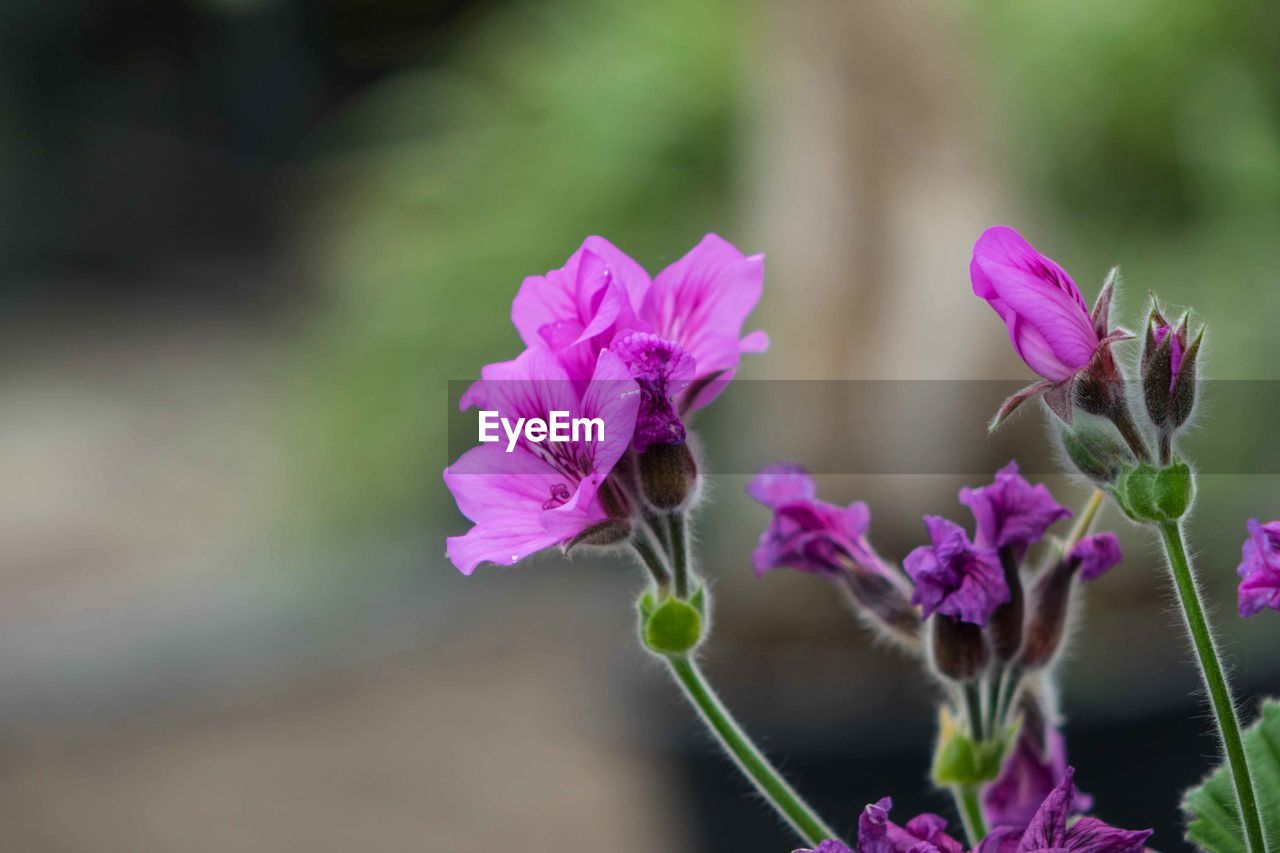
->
[665, 654, 840, 845]
[1158, 521, 1266, 853]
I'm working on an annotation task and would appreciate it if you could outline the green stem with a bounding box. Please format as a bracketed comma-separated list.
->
[952, 784, 986, 848]
[1159, 521, 1265, 853]
[666, 655, 840, 845]
[1064, 488, 1105, 553]
[630, 539, 671, 594]
[668, 512, 691, 598]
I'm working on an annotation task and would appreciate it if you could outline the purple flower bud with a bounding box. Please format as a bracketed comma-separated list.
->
[931, 614, 990, 682]
[970, 227, 1099, 384]
[1238, 519, 1280, 617]
[612, 332, 695, 452]
[749, 464, 919, 641]
[1020, 534, 1124, 669]
[1141, 304, 1202, 447]
[856, 797, 965, 853]
[637, 441, 698, 512]
[905, 517, 1010, 625]
[972, 228, 1142, 443]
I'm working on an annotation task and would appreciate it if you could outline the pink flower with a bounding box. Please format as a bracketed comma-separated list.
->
[510, 234, 767, 446]
[444, 347, 640, 575]
[971, 227, 1132, 428]
[1237, 519, 1280, 617]
[971, 226, 1099, 383]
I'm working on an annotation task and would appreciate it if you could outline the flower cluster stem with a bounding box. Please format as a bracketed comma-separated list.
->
[952, 784, 986, 848]
[666, 655, 840, 845]
[1158, 521, 1266, 853]
[630, 538, 671, 593]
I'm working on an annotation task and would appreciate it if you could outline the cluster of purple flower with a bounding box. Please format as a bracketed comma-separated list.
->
[443, 224, 1278, 852]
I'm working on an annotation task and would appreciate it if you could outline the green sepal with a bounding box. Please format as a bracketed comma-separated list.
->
[931, 717, 1018, 787]
[1154, 461, 1194, 520]
[1112, 461, 1195, 523]
[1183, 698, 1280, 853]
[640, 594, 704, 656]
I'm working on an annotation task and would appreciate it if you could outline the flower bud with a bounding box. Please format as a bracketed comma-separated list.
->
[988, 550, 1025, 663]
[638, 441, 699, 512]
[1059, 421, 1136, 486]
[1142, 305, 1201, 437]
[841, 569, 921, 648]
[1019, 555, 1075, 669]
[930, 615, 990, 682]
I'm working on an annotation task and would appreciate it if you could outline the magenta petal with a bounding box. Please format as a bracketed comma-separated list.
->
[747, 462, 818, 508]
[444, 444, 571, 574]
[1071, 532, 1124, 582]
[644, 233, 765, 382]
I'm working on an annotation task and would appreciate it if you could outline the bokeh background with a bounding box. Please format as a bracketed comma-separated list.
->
[2, 1, 1280, 850]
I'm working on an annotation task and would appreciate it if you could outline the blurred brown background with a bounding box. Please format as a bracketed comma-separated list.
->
[2, 0, 1280, 850]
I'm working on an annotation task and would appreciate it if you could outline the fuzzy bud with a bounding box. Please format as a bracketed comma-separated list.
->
[1141, 305, 1201, 439]
[988, 550, 1025, 663]
[842, 569, 922, 648]
[638, 442, 698, 512]
[1019, 555, 1077, 669]
[931, 615, 990, 682]
[1060, 421, 1136, 486]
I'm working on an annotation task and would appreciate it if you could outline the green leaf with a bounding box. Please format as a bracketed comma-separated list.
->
[1184, 699, 1280, 852]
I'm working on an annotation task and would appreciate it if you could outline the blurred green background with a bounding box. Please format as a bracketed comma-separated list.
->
[0, 1, 1278, 850]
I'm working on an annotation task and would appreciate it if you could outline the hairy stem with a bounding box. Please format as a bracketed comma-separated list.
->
[668, 512, 691, 598]
[1064, 488, 1105, 553]
[666, 655, 840, 845]
[1159, 522, 1265, 853]
[952, 784, 986, 848]
[630, 538, 671, 593]
[1109, 406, 1152, 464]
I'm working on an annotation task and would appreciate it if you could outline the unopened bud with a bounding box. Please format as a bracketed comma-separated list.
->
[842, 569, 921, 648]
[638, 442, 698, 512]
[988, 550, 1025, 662]
[1020, 555, 1078, 669]
[1142, 305, 1201, 436]
[930, 616, 989, 682]
[1060, 421, 1136, 486]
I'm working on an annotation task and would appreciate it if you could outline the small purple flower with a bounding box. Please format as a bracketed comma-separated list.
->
[960, 462, 1072, 557]
[747, 463, 881, 578]
[857, 797, 965, 853]
[444, 348, 640, 574]
[1070, 533, 1124, 582]
[982, 727, 1092, 831]
[971, 227, 1098, 383]
[1238, 519, 1280, 617]
[904, 516, 1010, 625]
[975, 769, 1151, 853]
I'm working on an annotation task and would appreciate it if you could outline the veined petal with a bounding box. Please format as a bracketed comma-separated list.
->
[981, 261, 1099, 372]
[645, 233, 765, 380]
[747, 462, 818, 508]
